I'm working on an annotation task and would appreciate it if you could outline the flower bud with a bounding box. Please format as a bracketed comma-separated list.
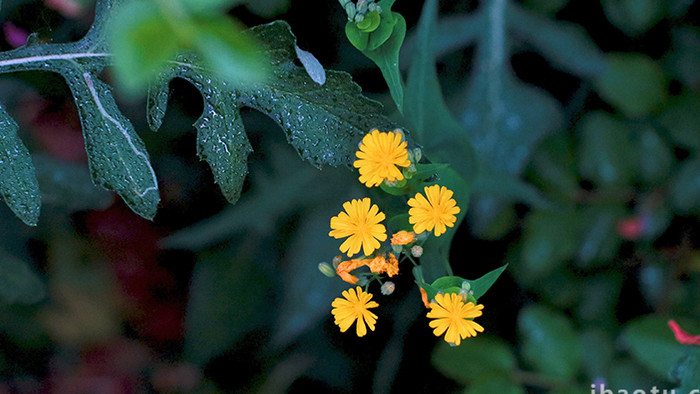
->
[381, 281, 396, 295]
[356, 276, 369, 286]
[318, 262, 336, 277]
[391, 244, 403, 254]
[332, 255, 343, 269]
[411, 245, 423, 258]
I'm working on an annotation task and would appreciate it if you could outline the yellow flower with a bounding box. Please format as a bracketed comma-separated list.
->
[426, 293, 484, 346]
[329, 198, 387, 257]
[407, 185, 460, 237]
[353, 129, 411, 187]
[331, 287, 379, 337]
[390, 230, 415, 246]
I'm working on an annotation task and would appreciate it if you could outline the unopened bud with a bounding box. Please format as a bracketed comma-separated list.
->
[404, 164, 417, 179]
[412, 148, 422, 163]
[344, 3, 356, 20]
[356, 276, 369, 286]
[384, 179, 398, 187]
[411, 245, 423, 258]
[354, 13, 365, 23]
[381, 281, 395, 295]
[392, 128, 405, 140]
[415, 232, 429, 241]
[332, 255, 343, 269]
[318, 262, 336, 277]
[458, 289, 468, 303]
[461, 281, 471, 292]
[391, 244, 403, 254]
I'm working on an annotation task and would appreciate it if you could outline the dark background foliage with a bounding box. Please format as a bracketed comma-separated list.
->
[0, 0, 698, 392]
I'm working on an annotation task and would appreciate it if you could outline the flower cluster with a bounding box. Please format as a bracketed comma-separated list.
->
[323, 128, 485, 344]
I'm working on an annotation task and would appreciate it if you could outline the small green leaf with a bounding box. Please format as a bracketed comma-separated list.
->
[0, 104, 40, 226]
[666, 27, 700, 90]
[527, 133, 579, 198]
[0, 249, 45, 305]
[576, 205, 625, 268]
[520, 210, 581, 282]
[470, 265, 507, 300]
[432, 337, 517, 384]
[518, 304, 583, 380]
[634, 126, 673, 186]
[577, 111, 636, 188]
[621, 316, 700, 379]
[657, 92, 700, 151]
[669, 158, 700, 215]
[594, 53, 666, 118]
[602, 0, 666, 36]
[357, 11, 381, 33]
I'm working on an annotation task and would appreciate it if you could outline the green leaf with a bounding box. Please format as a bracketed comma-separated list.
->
[635, 126, 673, 186]
[657, 92, 700, 151]
[518, 304, 583, 380]
[0, 0, 160, 220]
[577, 111, 636, 188]
[669, 158, 700, 215]
[621, 316, 700, 379]
[666, 27, 700, 90]
[520, 210, 581, 282]
[602, 0, 666, 36]
[432, 336, 517, 385]
[357, 13, 406, 112]
[580, 328, 616, 378]
[594, 53, 666, 118]
[508, 3, 606, 78]
[470, 264, 508, 300]
[0, 103, 40, 226]
[148, 21, 397, 207]
[576, 205, 625, 268]
[527, 133, 579, 199]
[0, 249, 45, 305]
[404, 0, 478, 184]
[193, 94, 251, 204]
[65, 72, 160, 219]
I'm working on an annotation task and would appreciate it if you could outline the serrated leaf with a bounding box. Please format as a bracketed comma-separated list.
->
[149, 21, 397, 205]
[432, 337, 517, 385]
[518, 304, 582, 380]
[0, 249, 45, 305]
[0, 0, 160, 220]
[194, 95, 251, 204]
[0, 103, 40, 226]
[65, 73, 160, 219]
